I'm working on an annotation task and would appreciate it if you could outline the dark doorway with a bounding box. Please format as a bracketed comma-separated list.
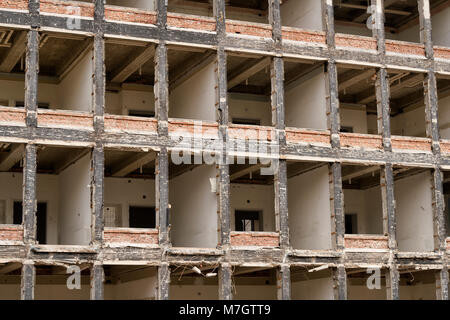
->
[235, 210, 261, 232]
[345, 213, 358, 234]
[129, 206, 156, 228]
[13, 201, 47, 244]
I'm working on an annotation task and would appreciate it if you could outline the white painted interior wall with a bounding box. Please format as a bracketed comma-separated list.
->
[169, 61, 216, 121]
[230, 184, 275, 231]
[438, 95, 450, 139]
[291, 277, 334, 299]
[228, 94, 271, 126]
[391, 106, 426, 137]
[0, 80, 59, 108]
[395, 171, 434, 252]
[107, 0, 155, 10]
[431, 6, 450, 47]
[58, 153, 92, 245]
[348, 283, 387, 300]
[288, 165, 332, 250]
[399, 283, 436, 300]
[104, 178, 155, 227]
[285, 68, 328, 130]
[343, 187, 383, 234]
[280, 0, 324, 31]
[340, 107, 368, 134]
[170, 165, 218, 248]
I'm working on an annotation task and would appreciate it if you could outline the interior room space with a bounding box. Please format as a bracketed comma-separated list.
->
[393, 167, 434, 252]
[281, 0, 325, 31]
[105, 0, 155, 10]
[347, 268, 387, 300]
[170, 265, 219, 300]
[287, 161, 332, 250]
[332, 0, 447, 42]
[229, 158, 277, 246]
[232, 267, 277, 300]
[104, 149, 156, 231]
[167, 0, 213, 17]
[0, 262, 21, 300]
[442, 170, 450, 238]
[337, 64, 377, 134]
[430, 2, 450, 47]
[342, 164, 384, 235]
[437, 77, 450, 140]
[168, 46, 216, 121]
[169, 154, 218, 248]
[35, 145, 92, 246]
[291, 266, 334, 300]
[225, 0, 269, 24]
[284, 60, 328, 130]
[104, 265, 158, 300]
[398, 269, 437, 300]
[105, 39, 155, 117]
[227, 54, 272, 127]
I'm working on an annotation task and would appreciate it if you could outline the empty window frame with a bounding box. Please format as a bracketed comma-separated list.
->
[235, 210, 262, 232]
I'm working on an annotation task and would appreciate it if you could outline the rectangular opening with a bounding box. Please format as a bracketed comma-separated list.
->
[399, 269, 437, 300]
[394, 167, 434, 252]
[287, 161, 332, 250]
[232, 267, 277, 300]
[430, 2, 450, 47]
[13, 202, 47, 244]
[347, 268, 387, 300]
[281, 0, 325, 31]
[170, 265, 219, 300]
[0, 262, 21, 300]
[104, 265, 158, 300]
[442, 170, 450, 238]
[106, 0, 155, 11]
[291, 266, 334, 300]
[168, 0, 213, 18]
[129, 206, 156, 229]
[226, 1, 269, 25]
[235, 210, 262, 231]
[437, 77, 450, 140]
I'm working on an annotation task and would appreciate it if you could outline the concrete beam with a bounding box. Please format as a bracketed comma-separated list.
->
[230, 164, 263, 181]
[57, 39, 93, 80]
[0, 262, 22, 274]
[111, 152, 156, 177]
[0, 144, 24, 171]
[228, 57, 271, 89]
[338, 69, 376, 93]
[54, 148, 90, 175]
[111, 44, 156, 83]
[0, 31, 27, 73]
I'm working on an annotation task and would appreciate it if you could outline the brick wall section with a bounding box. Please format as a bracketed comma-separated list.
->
[0, 107, 26, 126]
[340, 133, 383, 150]
[40, 0, 94, 18]
[385, 40, 426, 57]
[286, 128, 331, 146]
[226, 20, 272, 38]
[105, 6, 157, 25]
[38, 110, 94, 130]
[0, 0, 28, 11]
[344, 234, 389, 250]
[434, 47, 450, 60]
[282, 27, 326, 44]
[169, 120, 219, 138]
[447, 238, 450, 251]
[168, 13, 215, 32]
[230, 231, 280, 247]
[104, 115, 158, 134]
[335, 33, 377, 51]
[0, 225, 23, 242]
[391, 136, 432, 152]
[228, 125, 275, 141]
[103, 228, 158, 245]
[440, 140, 450, 154]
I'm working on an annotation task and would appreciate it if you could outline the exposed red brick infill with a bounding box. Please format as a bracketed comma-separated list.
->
[40, 0, 94, 18]
[282, 27, 326, 44]
[344, 234, 389, 250]
[38, 109, 93, 130]
[286, 128, 330, 145]
[0, 225, 23, 242]
[0, 107, 26, 126]
[440, 140, 450, 154]
[434, 46, 450, 60]
[228, 124, 275, 141]
[169, 119, 219, 138]
[335, 33, 377, 51]
[391, 136, 432, 152]
[340, 133, 382, 150]
[226, 19, 272, 38]
[168, 13, 215, 32]
[104, 114, 158, 133]
[103, 228, 158, 245]
[386, 40, 426, 57]
[447, 238, 450, 251]
[105, 5, 156, 25]
[0, 0, 28, 11]
[230, 231, 279, 247]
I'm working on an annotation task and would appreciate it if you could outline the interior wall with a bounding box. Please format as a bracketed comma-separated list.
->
[0, 172, 59, 244]
[228, 94, 271, 126]
[348, 283, 387, 300]
[58, 50, 93, 112]
[230, 184, 275, 231]
[288, 165, 332, 250]
[281, 0, 324, 30]
[340, 107, 368, 134]
[285, 68, 328, 130]
[391, 106, 426, 137]
[170, 165, 218, 248]
[431, 6, 450, 47]
[104, 178, 155, 228]
[344, 187, 383, 234]
[0, 80, 59, 108]
[58, 153, 92, 245]
[107, 0, 155, 10]
[400, 283, 436, 300]
[291, 277, 334, 300]
[169, 61, 216, 121]
[395, 171, 434, 252]
[438, 95, 450, 139]
[106, 276, 158, 300]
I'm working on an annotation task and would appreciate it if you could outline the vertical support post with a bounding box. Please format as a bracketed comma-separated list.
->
[156, 148, 170, 245]
[91, 0, 105, 246]
[219, 263, 233, 300]
[25, 30, 39, 128]
[386, 265, 400, 300]
[332, 266, 347, 300]
[90, 263, 104, 300]
[21, 262, 35, 300]
[330, 162, 344, 250]
[158, 263, 170, 300]
[436, 267, 449, 300]
[431, 168, 447, 251]
[375, 68, 392, 151]
[23, 144, 37, 244]
[380, 163, 397, 249]
[277, 264, 291, 300]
